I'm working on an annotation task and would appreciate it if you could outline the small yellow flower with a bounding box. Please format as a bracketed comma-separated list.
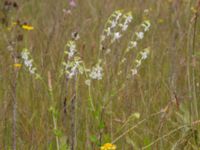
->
[14, 63, 22, 68]
[100, 143, 116, 150]
[22, 25, 34, 30]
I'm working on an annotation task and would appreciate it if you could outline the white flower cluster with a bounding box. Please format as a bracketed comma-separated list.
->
[131, 48, 150, 76]
[100, 10, 123, 43]
[21, 48, 38, 76]
[108, 10, 122, 32]
[63, 57, 83, 79]
[64, 41, 77, 59]
[63, 40, 83, 79]
[135, 20, 151, 40]
[119, 12, 133, 31]
[100, 10, 133, 48]
[89, 62, 103, 80]
[142, 20, 151, 32]
[127, 20, 151, 52]
[111, 11, 133, 43]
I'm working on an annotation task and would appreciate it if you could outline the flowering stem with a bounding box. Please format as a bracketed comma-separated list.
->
[12, 67, 19, 150]
[88, 84, 95, 112]
[70, 73, 78, 150]
[12, 52, 20, 150]
[82, 64, 95, 112]
[48, 72, 60, 150]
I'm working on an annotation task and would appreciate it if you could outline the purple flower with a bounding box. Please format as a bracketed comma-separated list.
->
[69, 0, 77, 7]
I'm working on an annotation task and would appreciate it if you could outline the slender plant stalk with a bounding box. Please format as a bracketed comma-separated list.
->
[110, 98, 113, 141]
[88, 84, 95, 112]
[190, 0, 200, 119]
[85, 109, 91, 149]
[48, 72, 60, 150]
[99, 106, 105, 146]
[187, 0, 200, 120]
[12, 63, 18, 150]
[70, 73, 77, 150]
[11, 48, 20, 150]
[170, 0, 179, 98]
[186, 13, 194, 125]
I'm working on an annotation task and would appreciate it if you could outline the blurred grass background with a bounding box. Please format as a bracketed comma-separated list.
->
[1, 0, 200, 149]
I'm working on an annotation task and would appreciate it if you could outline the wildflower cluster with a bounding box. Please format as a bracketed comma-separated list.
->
[89, 61, 103, 80]
[100, 143, 116, 150]
[21, 48, 40, 78]
[131, 47, 150, 76]
[7, 21, 34, 31]
[127, 20, 151, 52]
[117, 18, 151, 77]
[119, 12, 133, 31]
[84, 60, 104, 87]
[62, 40, 84, 79]
[100, 10, 133, 50]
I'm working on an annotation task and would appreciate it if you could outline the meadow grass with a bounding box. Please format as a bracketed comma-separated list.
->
[0, 0, 200, 149]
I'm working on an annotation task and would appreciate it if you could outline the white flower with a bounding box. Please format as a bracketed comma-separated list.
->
[140, 51, 148, 60]
[69, 44, 76, 51]
[89, 64, 103, 80]
[21, 48, 38, 76]
[69, 45, 76, 58]
[64, 59, 83, 79]
[130, 41, 137, 48]
[142, 20, 151, 32]
[21, 50, 29, 60]
[24, 59, 33, 68]
[122, 24, 128, 31]
[85, 79, 91, 86]
[115, 12, 122, 21]
[106, 27, 112, 36]
[126, 15, 133, 23]
[30, 67, 36, 74]
[65, 63, 77, 79]
[68, 50, 76, 59]
[66, 41, 77, 59]
[136, 32, 144, 40]
[141, 48, 150, 60]
[121, 13, 132, 31]
[71, 32, 80, 40]
[135, 59, 141, 68]
[113, 32, 122, 41]
[131, 69, 137, 76]
[111, 21, 117, 28]
[68, 52, 74, 58]
[63, 41, 84, 79]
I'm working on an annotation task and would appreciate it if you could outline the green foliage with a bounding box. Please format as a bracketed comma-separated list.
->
[0, 0, 200, 149]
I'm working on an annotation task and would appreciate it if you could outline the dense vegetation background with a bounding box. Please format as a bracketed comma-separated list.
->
[0, 0, 200, 149]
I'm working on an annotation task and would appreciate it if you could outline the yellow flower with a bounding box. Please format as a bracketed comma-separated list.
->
[14, 63, 22, 68]
[100, 143, 116, 150]
[22, 25, 34, 30]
